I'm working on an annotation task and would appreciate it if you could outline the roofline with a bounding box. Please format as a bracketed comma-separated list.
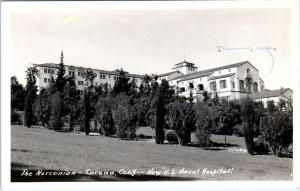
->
[32, 63, 142, 78]
[176, 72, 213, 82]
[238, 61, 259, 71]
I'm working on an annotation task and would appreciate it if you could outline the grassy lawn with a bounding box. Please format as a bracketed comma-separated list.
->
[11, 125, 292, 181]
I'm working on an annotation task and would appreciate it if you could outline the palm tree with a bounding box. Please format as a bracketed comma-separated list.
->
[83, 69, 97, 88]
[142, 74, 152, 94]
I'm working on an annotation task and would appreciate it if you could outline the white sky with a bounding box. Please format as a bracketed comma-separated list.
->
[10, 7, 294, 90]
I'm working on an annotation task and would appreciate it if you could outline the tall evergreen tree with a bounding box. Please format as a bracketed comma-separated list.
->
[241, 97, 256, 155]
[55, 51, 66, 92]
[11, 76, 26, 111]
[24, 67, 39, 127]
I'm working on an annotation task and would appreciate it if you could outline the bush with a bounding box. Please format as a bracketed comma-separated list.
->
[112, 94, 137, 140]
[232, 124, 244, 137]
[49, 92, 63, 130]
[11, 110, 21, 124]
[165, 130, 179, 144]
[254, 136, 269, 155]
[194, 102, 212, 146]
[166, 101, 195, 146]
[95, 97, 115, 136]
[259, 109, 293, 156]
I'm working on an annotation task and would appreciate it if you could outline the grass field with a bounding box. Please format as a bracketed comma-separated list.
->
[11, 125, 292, 181]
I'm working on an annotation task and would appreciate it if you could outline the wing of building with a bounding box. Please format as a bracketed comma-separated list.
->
[33, 63, 143, 92]
[157, 60, 268, 101]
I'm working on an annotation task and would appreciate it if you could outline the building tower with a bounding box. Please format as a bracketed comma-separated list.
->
[172, 60, 198, 75]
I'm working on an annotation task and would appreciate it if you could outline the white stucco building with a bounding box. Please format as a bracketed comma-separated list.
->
[32, 52, 291, 103]
[158, 60, 265, 101]
[33, 52, 142, 92]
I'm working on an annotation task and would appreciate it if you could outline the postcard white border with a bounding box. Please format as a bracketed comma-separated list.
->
[1, 0, 299, 190]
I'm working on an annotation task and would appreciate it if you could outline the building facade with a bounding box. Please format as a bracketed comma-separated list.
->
[33, 52, 143, 92]
[32, 52, 291, 103]
[159, 60, 265, 101]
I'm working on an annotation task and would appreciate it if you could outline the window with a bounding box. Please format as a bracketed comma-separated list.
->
[239, 80, 245, 91]
[48, 78, 51, 83]
[100, 74, 106, 79]
[198, 84, 204, 90]
[228, 69, 231, 72]
[44, 68, 47, 73]
[253, 82, 258, 92]
[199, 77, 202, 81]
[44, 78, 47, 83]
[219, 71, 221, 74]
[219, 80, 227, 89]
[231, 82, 235, 89]
[189, 83, 194, 89]
[114, 76, 116, 80]
[210, 81, 216, 91]
[78, 81, 84, 86]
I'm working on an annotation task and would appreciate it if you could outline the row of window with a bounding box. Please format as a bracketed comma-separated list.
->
[209, 80, 258, 92]
[43, 68, 55, 74]
[43, 78, 52, 83]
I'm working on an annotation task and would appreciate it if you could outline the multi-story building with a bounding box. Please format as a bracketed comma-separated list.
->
[33, 52, 143, 92]
[158, 60, 265, 101]
[32, 52, 291, 104]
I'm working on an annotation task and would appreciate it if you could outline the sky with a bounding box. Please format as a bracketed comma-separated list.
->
[9, 6, 294, 90]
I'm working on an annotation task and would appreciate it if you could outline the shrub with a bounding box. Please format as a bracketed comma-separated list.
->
[232, 124, 244, 137]
[49, 92, 63, 130]
[11, 110, 21, 124]
[194, 102, 212, 146]
[166, 101, 195, 146]
[34, 89, 51, 127]
[254, 136, 269, 155]
[95, 97, 115, 136]
[165, 130, 179, 144]
[259, 109, 293, 156]
[112, 94, 137, 139]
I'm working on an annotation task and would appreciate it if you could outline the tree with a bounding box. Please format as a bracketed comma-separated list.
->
[259, 99, 293, 156]
[49, 92, 63, 130]
[112, 94, 137, 139]
[149, 79, 170, 144]
[112, 69, 130, 95]
[11, 76, 26, 111]
[194, 102, 213, 146]
[166, 100, 195, 146]
[63, 76, 80, 129]
[142, 74, 152, 95]
[241, 97, 256, 155]
[83, 69, 97, 88]
[34, 88, 51, 127]
[24, 67, 39, 127]
[54, 51, 66, 92]
[95, 97, 115, 136]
